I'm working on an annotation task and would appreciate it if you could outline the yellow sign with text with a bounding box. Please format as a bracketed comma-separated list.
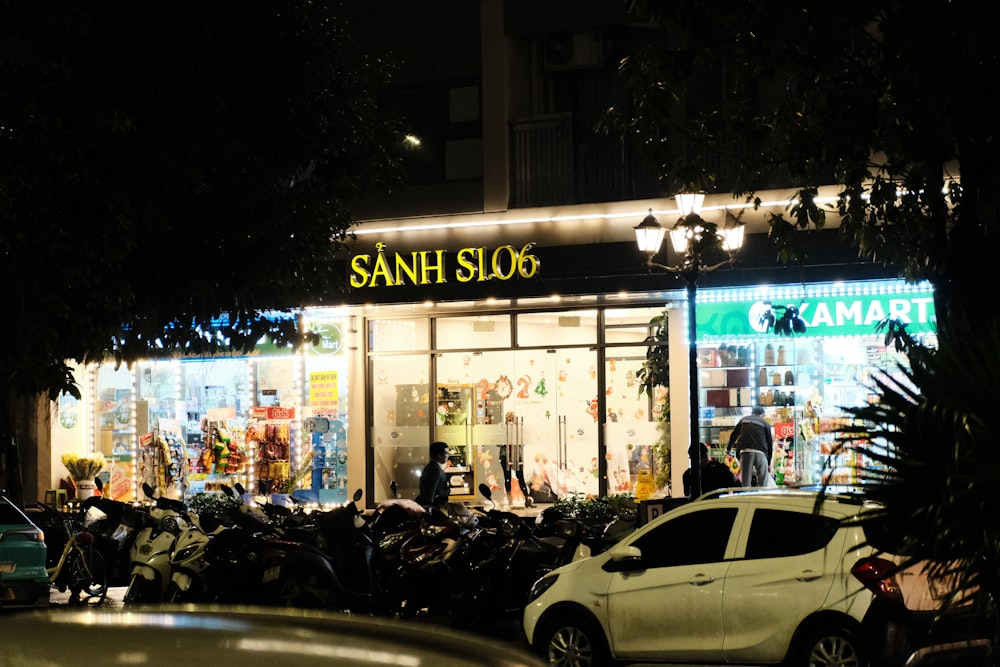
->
[350, 242, 539, 288]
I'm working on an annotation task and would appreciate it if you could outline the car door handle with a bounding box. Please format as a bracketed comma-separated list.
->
[689, 575, 715, 586]
[796, 571, 822, 582]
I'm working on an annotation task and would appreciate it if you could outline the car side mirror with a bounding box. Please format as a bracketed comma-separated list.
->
[601, 543, 644, 573]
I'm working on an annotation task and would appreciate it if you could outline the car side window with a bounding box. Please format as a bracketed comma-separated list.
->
[632, 507, 738, 568]
[744, 508, 839, 560]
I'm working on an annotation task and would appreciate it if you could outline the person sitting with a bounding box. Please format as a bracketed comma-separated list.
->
[683, 444, 738, 497]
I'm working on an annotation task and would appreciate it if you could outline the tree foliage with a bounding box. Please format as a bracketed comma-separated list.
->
[618, 0, 1000, 606]
[0, 1, 405, 499]
[837, 328, 1000, 610]
[615, 0, 1000, 342]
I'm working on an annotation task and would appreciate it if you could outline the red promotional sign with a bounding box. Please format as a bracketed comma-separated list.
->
[251, 406, 296, 420]
[774, 421, 795, 441]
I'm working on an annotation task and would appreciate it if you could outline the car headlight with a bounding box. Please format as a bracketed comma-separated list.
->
[527, 573, 559, 604]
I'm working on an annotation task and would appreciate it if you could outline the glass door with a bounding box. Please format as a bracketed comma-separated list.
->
[434, 346, 600, 505]
[515, 347, 599, 502]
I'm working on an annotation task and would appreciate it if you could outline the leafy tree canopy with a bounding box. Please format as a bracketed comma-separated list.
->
[615, 0, 1000, 341]
[0, 1, 405, 403]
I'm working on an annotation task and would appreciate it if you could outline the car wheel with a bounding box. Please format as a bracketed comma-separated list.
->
[797, 625, 868, 667]
[536, 613, 610, 667]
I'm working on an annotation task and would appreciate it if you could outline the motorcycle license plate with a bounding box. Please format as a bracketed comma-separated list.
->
[0, 563, 15, 574]
[263, 566, 280, 584]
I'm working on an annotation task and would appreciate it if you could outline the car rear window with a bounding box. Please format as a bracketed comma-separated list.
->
[744, 508, 839, 559]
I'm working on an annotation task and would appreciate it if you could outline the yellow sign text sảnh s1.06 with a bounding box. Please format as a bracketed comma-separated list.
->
[350, 242, 540, 288]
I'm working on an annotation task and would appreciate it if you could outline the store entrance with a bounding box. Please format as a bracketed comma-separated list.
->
[433, 346, 599, 507]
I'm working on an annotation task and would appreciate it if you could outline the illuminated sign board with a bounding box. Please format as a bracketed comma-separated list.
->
[695, 289, 936, 340]
[350, 242, 539, 288]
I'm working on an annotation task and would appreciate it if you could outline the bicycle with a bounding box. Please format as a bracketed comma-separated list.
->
[39, 504, 108, 605]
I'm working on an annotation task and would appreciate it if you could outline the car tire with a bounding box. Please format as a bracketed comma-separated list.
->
[536, 612, 611, 667]
[796, 625, 868, 667]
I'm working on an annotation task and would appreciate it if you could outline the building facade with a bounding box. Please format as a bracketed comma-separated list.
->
[40, 2, 933, 508]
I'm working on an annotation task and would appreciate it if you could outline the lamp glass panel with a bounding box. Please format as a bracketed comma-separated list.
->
[635, 225, 666, 254]
[720, 225, 745, 251]
[674, 192, 705, 216]
[669, 226, 690, 254]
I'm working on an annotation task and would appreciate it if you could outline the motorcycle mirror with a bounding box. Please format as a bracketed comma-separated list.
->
[234, 482, 247, 496]
[94, 476, 103, 492]
[478, 483, 492, 501]
[353, 488, 363, 503]
[141, 482, 155, 499]
[220, 484, 233, 497]
[390, 480, 399, 498]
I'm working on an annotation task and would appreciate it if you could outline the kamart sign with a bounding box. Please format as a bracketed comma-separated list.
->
[695, 290, 936, 340]
[350, 242, 539, 288]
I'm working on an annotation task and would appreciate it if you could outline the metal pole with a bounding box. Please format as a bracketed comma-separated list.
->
[686, 271, 702, 498]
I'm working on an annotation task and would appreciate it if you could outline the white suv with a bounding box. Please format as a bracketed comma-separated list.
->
[523, 488, 997, 666]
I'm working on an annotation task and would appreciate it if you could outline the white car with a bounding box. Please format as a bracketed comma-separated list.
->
[523, 487, 997, 666]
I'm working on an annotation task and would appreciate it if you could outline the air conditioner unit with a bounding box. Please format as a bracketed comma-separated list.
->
[542, 30, 605, 72]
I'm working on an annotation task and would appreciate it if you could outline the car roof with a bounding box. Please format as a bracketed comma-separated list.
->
[688, 485, 876, 520]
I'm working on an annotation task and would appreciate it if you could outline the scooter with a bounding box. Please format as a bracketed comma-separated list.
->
[166, 502, 230, 602]
[389, 498, 480, 618]
[445, 484, 586, 629]
[122, 483, 190, 605]
[79, 477, 150, 588]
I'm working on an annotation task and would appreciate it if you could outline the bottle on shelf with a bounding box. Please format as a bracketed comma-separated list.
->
[764, 343, 776, 365]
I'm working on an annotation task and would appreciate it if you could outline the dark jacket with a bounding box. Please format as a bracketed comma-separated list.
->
[683, 460, 738, 496]
[728, 414, 773, 461]
[417, 459, 450, 506]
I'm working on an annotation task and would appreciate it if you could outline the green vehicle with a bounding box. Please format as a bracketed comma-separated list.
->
[0, 492, 49, 608]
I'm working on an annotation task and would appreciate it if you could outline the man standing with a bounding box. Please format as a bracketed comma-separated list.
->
[416, 441, 451, 506]
[729, 406, 773, 487]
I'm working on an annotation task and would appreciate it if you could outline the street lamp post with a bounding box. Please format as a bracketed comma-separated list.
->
[635, 194, 744, 498]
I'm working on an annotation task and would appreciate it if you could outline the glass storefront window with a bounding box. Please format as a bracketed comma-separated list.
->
[368, 317, 430, 352]
[436, 314, 512, 349]
[95, 365, 135, 459]
[517, 309, 597, 347]
[604, 306, 667, 344]
[370, 352, 431, 501]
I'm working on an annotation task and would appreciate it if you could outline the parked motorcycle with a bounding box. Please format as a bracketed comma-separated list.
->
[122, 483, 190, 605]
[80, 477, 151, 588]
[445, 484, 587, 629]
[166, 498, 232, 602]
[389, 498, 480, 618]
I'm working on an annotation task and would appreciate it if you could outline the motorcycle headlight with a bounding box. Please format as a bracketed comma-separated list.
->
[527, 573, 559, 604]
[162, 515, 182, 534]
[421, 522, 448, 538]
[500, 517, 521, 539]
[173, 544, 199, 562]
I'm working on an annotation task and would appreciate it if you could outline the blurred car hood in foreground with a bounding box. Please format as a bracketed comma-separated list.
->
[3, 605, 544, 667]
